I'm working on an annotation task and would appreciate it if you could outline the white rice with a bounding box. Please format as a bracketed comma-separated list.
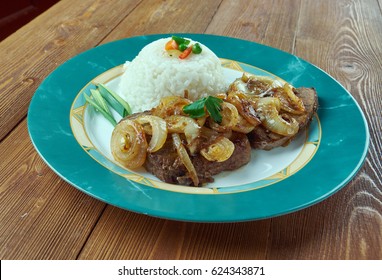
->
[118, 38, 228, 113]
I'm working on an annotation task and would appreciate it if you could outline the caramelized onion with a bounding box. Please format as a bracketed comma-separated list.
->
[151, 96, 191, 118]
[200, 126, 232, 140]
[225, 93, 261, 126]
[111, 119, 148, 169]
[209, 102, 239, 132]
[232, 114, 256, 134]
[172, 133, 199, 186]
[195, 115, 207, 127]
[135, 115, 168, 152]
[214, 92, 228, 100]
[200, 137, 235, 162]
[165, 115, 200, 144]
[245, 75, 274, 95]
[230, 73, 283, 96]
[240, 98, 261, 126]
[256, 97, 299, 136]
[272, 84, 305, 115]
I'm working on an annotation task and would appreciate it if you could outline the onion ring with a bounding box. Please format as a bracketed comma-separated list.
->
[135, 115, 168, 152]
[255, 97, 299, 136]
[200, 136, 235, 162]
[111, 119, 148, 169]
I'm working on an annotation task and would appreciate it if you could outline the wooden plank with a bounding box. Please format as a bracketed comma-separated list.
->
[206, 0, 273, 42]
[99, 0, 223, 42]
[78, 206, 270, 259]
[176, 220, 270, 259]
[266, 171, 382, 259]
[264, 195, 346, 259]
[0, 120, 106, 259]
[78, 208, 166, 259]
[266, 0, 382, 259]
[206, 0, 301, 53]
[0, 0, 142, 141]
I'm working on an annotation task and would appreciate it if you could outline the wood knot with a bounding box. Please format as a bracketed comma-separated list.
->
[54, 38, 66, 46]
[339, 62, 359, 75]
[241, 21, 254, 27]
[22, 77, 36, 85]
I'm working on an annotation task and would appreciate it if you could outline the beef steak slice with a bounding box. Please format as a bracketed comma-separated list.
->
[144, 132, 251, 186]
[248, 87, 318, 150]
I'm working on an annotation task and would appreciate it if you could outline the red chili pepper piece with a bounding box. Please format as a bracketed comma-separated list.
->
[179, 45, 193, 59]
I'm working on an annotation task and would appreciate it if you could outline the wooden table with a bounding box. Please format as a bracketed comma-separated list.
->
[1, 0, 381, 260]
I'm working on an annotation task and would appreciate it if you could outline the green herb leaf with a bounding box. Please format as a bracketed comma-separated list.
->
[183, 96, 223, 123]
[205, 96, 223, 123]
[183, 97, 207, 118]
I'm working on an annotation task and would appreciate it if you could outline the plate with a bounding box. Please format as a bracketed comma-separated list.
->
[28, 34, 369, 222]
[71, 64, 320, 193]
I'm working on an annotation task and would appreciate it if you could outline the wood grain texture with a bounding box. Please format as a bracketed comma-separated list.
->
[0, 0, 381, 260]
[268, 0, 382, 259]
[78, 206, 271, 260]
[0, 0, 142, 141]
[296, 1, 382, 258]
[0, 121, 106, 259]
[100, 0, 223, 42]
[206, 0, 301, 53]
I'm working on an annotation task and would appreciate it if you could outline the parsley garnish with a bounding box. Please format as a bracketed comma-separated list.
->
[183, 96, 223, 123]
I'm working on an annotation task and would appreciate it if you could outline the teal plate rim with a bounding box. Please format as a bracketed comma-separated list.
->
[27, 33, 369, 222]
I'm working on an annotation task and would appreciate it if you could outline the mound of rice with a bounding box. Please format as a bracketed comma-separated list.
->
[118, 38, 228, 113]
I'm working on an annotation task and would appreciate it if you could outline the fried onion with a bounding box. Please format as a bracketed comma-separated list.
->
[165, 115, 200, 143]
[151, 96, 191, 118]
[272, 84, 306, 115]
[111, 119, 148, 169]
[255, 97, 299, 136]
[172, 133, 199, 186]
[209, 101, 239, 132]
[135, 115, 168, 152]
[200, 136, 235, 162]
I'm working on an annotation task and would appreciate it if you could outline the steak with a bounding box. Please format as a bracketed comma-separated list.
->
[144, 132, 251, 186]
[117, 85, 317, 186]
[248, 87, 318, 150]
